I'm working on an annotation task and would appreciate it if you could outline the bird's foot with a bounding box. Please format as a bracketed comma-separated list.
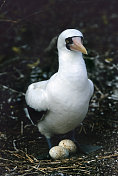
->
[76, 142, 102, 154]
[37, 153, 50, 160]
[69, 130, 102, 154]
[36, 138, 52, 160]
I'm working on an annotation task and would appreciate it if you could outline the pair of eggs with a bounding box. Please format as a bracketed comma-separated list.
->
[49, 139, 77, 159]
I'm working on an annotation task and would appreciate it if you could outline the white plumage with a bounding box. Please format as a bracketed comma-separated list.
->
[25, 29, 94, 142]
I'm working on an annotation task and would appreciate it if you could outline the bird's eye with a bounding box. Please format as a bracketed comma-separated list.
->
[65, 37, 73, 45]
[65, 39, 69, 44]
[80, 36, 84, 44]
[65, 37, 73, 50]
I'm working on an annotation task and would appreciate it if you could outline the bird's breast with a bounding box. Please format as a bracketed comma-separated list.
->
[39, 75, 92, 136]
[46, 75, 90, 113]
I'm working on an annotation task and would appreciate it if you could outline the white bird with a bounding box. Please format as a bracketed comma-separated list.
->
[25, 29, 94, 151]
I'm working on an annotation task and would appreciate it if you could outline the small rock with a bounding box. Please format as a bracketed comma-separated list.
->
[49, 146, 69, 159]
[59, 139, 77, 154]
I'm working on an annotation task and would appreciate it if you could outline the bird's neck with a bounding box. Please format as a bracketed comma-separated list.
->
[58, 50, 88, 81]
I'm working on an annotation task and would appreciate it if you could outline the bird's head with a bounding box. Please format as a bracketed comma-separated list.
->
[57, 29, 87, 55]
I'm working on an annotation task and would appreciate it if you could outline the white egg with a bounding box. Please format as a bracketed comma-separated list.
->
[59, 139, 77, 154]
[49, 146, 69, 159]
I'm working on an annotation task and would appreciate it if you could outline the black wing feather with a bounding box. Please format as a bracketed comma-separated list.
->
[24, 105, 48, 125]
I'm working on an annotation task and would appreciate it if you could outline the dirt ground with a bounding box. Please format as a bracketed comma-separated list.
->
[0, 0, 118, 175]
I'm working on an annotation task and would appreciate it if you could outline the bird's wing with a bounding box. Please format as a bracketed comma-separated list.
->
[25, 80, 49, 125]
[25, 80, 49, 111]
[88, 79, 94, 98]
[24, 106, 48, 125]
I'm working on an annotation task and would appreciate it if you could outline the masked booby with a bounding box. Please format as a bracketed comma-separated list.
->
[25, 29, 95, 152]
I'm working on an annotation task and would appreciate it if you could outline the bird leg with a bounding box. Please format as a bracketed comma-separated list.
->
[46, 137, 52, 149]
[69, 130, 76, 141]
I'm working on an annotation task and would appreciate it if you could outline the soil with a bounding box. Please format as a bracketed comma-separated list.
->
[0, 0, 118, 175]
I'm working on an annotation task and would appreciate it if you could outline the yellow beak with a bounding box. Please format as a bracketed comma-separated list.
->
[70, 37, 87, 55]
